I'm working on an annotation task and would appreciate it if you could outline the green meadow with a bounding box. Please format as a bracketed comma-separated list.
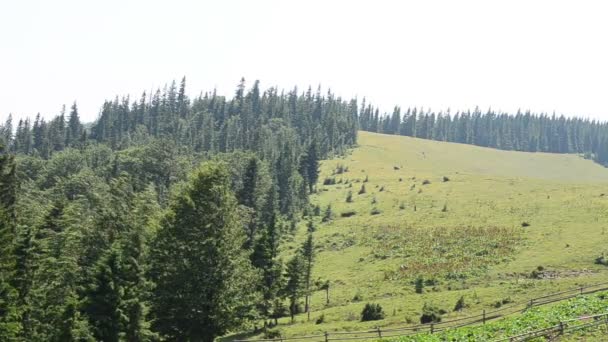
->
[259, 131, 608, 338]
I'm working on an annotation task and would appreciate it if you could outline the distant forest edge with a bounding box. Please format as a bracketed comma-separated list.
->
[360, 104, 608, 165]
[2, 78, 608, 166]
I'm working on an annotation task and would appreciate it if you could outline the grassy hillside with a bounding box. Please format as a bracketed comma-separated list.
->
[247, 131, 608, 339]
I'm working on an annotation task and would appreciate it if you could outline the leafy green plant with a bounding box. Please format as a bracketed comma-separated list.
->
[361, 303, 385, 321]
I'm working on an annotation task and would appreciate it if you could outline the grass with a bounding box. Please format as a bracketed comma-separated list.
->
[387, 290, 608, 341]
[235, 131, 608, 339]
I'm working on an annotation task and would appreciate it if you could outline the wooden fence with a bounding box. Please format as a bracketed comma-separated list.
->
[494, 312, 608, 341]
[234, 281, 608, 342]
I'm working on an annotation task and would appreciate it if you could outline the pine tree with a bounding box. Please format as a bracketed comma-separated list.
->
[83, 248, 123, 342]
[284, 254, 305, 323]
[301, 232, 314, 314]
[66, 102, 83, 147]
[0, 143, 20, 339]
[150, 162, 259, 342]
[251, 213, 283, 325]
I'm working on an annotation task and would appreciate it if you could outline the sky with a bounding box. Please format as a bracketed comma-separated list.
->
[1, 0, 607, 123]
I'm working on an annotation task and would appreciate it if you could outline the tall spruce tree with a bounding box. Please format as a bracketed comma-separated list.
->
[150, 162, 258, 342]
[0, 143, 20, 339]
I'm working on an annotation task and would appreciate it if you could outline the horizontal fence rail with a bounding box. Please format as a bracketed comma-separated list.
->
[234, 281, 608, 342]
[493, 312, 608, 342]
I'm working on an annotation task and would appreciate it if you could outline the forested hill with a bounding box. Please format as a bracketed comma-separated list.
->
[0, 79, 360, 341]
[359, 106, 608, 165]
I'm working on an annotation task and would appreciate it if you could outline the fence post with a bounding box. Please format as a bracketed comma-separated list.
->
[559, 321, 564, 335]
[430, 323, 434, 334]
[376, 326, 382, 338]
[483, 309, 486, 324]
[580, 287, 584, 295]
[324, 331, 329, 342]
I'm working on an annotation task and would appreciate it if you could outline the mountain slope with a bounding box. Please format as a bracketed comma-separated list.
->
[263, 131, 608, 338]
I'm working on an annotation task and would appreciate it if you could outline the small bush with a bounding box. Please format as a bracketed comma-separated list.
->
[415, 277, 424, 294]
[361, 303, 385, 321]
[443, 176, 450, 182]
[264, 329, 283, 339]
[335, 163, 347, 174]
[454, 296, 467, 311]
[346, 190, 353, 203]
[371, 196, 377, 204]
[307, 219, 316, 232]
[595, 255, 608, 266]
[422, 179, 431, 185]
[441, 203, 448, 212]
[313, 205, 321, 216]
[394, 166, 400, 170]
[399, 202, 405, 210]
[315, 314, 325, 325]
[352, 292, 363, 302]
[358, 184, 366, 195]
[521, 222, 530, 227]
[322, 205, 333, 223]
[370, 208, 381, 215]
[494, 297, 513, 308]
[323, 177, 336, 185]
[379, 186, 385, 192]
[364, 175, 369, 182]
[341, 211, 356, 218]
[529, 269, 543, 279]
[420, 303, 442, 324]
[399, 177, 403, 182]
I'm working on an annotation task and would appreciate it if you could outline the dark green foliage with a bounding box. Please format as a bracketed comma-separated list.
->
[301, 141, 320, 193]
[0, 79, 363, 341]
[149, 162, 259, 341]
[301, 233, 315, 313]
[420, 302, 442, 324]
[442, 176, 450, 182]
[422, 179, 431, 185]
[285, 254, 305, 323]
[315, 313, 325, 324]
[346, 190, 353, 203]
[370, 208, 381, 215]
[341, 211, 357, 217]
[83, 249, 122, 342]
[0, 143, 20, 340]
[454, 296, 467, 311]
[522, 222, 530, 227]
[358, 184, 366, 194]
[251, 213, 284, 324]
[313, 205, 321, 216]
[322, 204, 333, 223]
[595, 255, 608, 266]
[415, 277, 424, 294]
[323, 177, 336, 185]
[361, 303, 385, 321]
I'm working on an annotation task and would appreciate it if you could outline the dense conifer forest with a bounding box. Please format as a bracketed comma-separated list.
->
[1, 78, 607, 341]
[359, 105, 608, 165]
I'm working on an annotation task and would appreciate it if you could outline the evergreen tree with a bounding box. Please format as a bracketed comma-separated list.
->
[251, 213, 283, 325]
[150, 162, 258, 342]
[0, 143, 20, 339]
[301, 232, 314, 314]
[284, 254, 305, 323]
[66, 102, 83, 147]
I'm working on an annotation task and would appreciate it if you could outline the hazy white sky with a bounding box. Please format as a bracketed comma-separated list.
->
[1, 0, 607, 123]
